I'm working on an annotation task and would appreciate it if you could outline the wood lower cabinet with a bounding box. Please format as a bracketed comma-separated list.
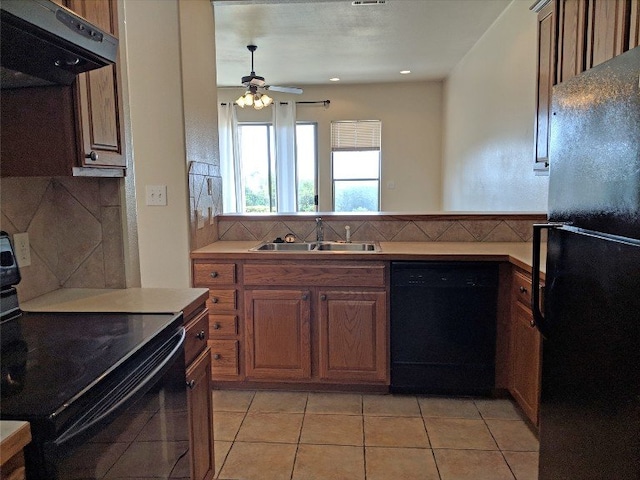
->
[186, 347, 215, 480]
[183, 305, 215, 480]
[244, 289, 312, 381]
[318, 290, 387, 383]
[508, 268, 543, 426]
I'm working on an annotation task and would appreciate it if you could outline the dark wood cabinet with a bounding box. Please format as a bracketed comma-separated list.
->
[0, 0, 125, 177]
[556, 0, 588, 83]
[533, 0, 556, 174]
[585, 0, 631, 68]
[631, 0, 640, 48]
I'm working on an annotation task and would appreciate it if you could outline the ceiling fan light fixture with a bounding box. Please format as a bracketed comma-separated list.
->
[261, 93, 273, 106]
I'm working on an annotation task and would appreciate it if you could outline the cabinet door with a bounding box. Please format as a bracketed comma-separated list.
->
[510, 302, 542, 426]
[318, 290, 388, 383]
[630, 0, 640, 48]
[68, 0, 125, 168]
[186, 347, 215, 480]
[585, 0, 630, 68]
[244, 290, 311, 381]
[557, 0, 588, 83]
[534, 1, 556, 174]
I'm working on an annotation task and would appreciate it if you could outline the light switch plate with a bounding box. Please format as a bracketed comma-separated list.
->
[145, 185, 167, 206]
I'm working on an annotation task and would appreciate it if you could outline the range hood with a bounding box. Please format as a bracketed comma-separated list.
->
[0, 0, 118, 89]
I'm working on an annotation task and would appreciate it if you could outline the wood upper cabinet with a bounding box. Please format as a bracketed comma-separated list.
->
[557, 0, 588, 83]
[317, 290, 387, 383]
[585, 0, 631, 68]
[533, 0, 556, 174]
[631, 0, 640, 48]
[244, 289, 312, 381]
[0, 0, 124, 177]
[66, 0, 125, 169]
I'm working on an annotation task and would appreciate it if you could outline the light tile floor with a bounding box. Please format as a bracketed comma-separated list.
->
[212, 390, 539, 480]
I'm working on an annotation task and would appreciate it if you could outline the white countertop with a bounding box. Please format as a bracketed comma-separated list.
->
[21, 287, 209, 313]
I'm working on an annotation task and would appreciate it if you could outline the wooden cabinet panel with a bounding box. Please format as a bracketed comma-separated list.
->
[534, 1, 556, 173]
[318, 291, 388, 383]
[209, 314, 238, 337]
[510, 302, 542, 425]
[244, 290, 312, 381]
[629, 0, 640, 48]
[512, 270, 533, 308]
[207, 289, 236, 312]
[184, 308, 209, 366]
[557, 0, 588, 83]
[586, 0, 630, 68]
[210, 339, 239, 377]
[243, 263, 386, 287]
[186, 347, 215, 480]
[68, 0, 124, 168]
[194, 263, 237, 286]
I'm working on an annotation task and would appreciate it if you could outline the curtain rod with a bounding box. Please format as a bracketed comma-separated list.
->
[220, 100, 330, 107]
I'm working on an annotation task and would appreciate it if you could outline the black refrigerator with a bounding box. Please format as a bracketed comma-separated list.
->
[532, 46, 640, 479]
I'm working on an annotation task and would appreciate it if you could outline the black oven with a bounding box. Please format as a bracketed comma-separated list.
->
[1, 311, 189, 480]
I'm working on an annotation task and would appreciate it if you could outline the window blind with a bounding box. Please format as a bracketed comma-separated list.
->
[331, 120, 381, 151]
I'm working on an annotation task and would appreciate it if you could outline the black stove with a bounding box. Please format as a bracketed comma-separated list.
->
[0, 231, 190, 479]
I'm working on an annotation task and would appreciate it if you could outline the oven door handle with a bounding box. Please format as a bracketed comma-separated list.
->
[53, 327, 186, 450]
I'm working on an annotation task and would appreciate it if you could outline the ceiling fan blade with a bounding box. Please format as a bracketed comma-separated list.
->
[265, 85, 303, 94]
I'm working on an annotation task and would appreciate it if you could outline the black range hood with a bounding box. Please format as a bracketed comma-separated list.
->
[0, 0, 118, 89]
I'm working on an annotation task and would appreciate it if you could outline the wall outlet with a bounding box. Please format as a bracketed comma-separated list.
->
[145, 185, 167, 206]
[13, 232, 31, 267]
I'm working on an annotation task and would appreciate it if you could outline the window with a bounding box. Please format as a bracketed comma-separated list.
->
[237, 123, 317, 213]
[331, 120, 381, 212]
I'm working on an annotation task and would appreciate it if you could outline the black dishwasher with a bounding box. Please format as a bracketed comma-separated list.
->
[391, 261, 498, 395]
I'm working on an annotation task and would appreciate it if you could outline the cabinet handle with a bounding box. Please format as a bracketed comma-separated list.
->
[529, 319, 536, 328]
[210, 271, 218, 278]
[519, 286, 527, 293]
[213, 353, 221, 360]
[301, 293, 308, 300]
[85, 151, 99, 162]
[320, 294, 327, 301]
[211, 297, 219, 303]
[196, 330, 206, 340]
[212, 323, 221, 330]
[186, 380, 196, 389]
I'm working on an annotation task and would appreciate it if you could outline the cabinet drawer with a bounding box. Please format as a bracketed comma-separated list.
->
[184, 309, 209, 366]
[513, 271, 532, 308]
[243, 263, 386, 287]
[207, 289, 237, 312]
[209, 314, 238, 337]
[210, 340, 239, 377]
[193, 263, 236, 286]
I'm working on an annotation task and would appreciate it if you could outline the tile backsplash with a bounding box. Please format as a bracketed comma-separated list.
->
[217, 214, 547, 244]
[0, 176, 126, 301]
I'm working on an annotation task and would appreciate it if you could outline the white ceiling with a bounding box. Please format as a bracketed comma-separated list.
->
[213, 0, 512, 89]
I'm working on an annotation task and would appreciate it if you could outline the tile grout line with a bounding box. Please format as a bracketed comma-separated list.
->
[474, 399, 518, 480]
[289, 392, 309, 480]
[416, 395, 444, 480]
[215, 390, 256, 480]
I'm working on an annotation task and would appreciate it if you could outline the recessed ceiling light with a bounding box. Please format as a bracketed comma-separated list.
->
[400, 70, 411, 75]
[330, 77, 340, 82]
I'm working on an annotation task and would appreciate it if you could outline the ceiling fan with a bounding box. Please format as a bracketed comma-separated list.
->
[235, 45, 303, 109]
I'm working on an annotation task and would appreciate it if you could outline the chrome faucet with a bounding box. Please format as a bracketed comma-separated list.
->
[315, 217, 324, 242]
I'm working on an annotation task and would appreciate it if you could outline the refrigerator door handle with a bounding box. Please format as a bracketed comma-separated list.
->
[532, 223, 563, 337]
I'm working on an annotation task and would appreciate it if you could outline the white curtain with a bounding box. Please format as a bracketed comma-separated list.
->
[218, 103, 243, 213]
[273, 101, 297, 212]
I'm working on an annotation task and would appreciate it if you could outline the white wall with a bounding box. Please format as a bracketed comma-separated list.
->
[442, 0, 548, 212]
[218, 81, 443, 212]
[122, 0, 216, 287]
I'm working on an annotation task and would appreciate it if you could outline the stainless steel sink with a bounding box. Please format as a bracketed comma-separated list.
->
[250, 241, 380, 252]
[251, 242, 316, 251]
[315, 242, 379, 252]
